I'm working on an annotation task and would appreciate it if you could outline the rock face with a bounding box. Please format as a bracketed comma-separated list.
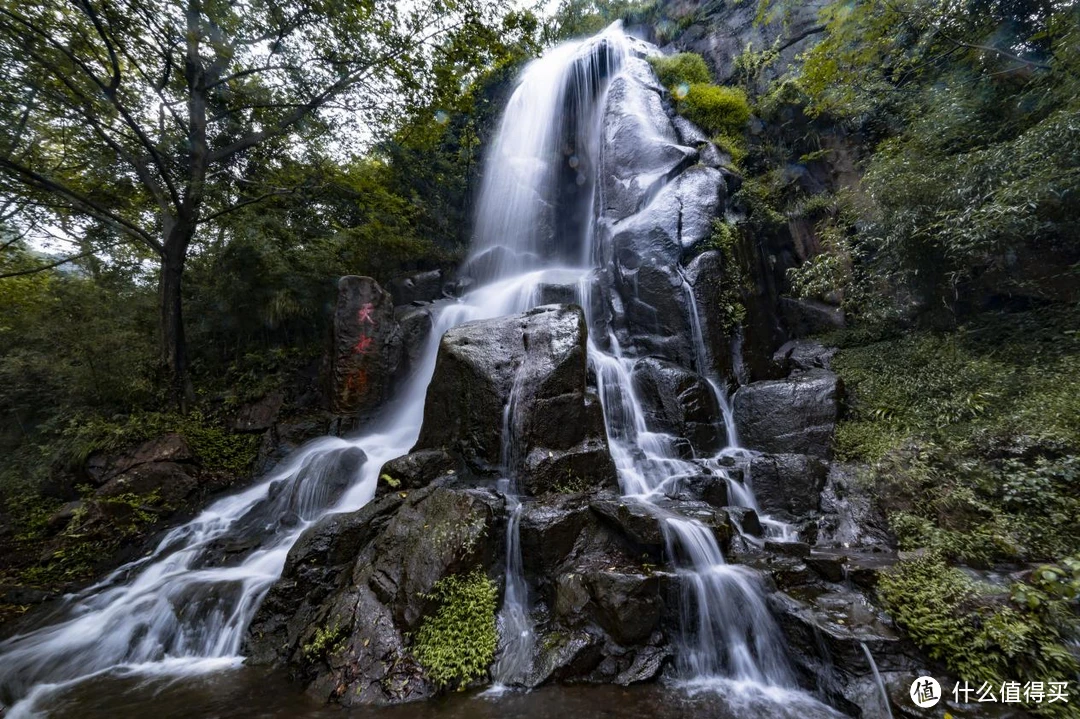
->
[329, 276, 401, 417]
[685, 250, 734, 380]
[389, 270, 444, 305]
[631, 357, 724, 453]
[247, 481, 678, 701]
[376, 450, 457, 497]
[586, 42, 757, 381]
[732, 369, 842, 457]
[394, 304, 435, 380]
[748, 453, 829, 520]
[667, 0, 830, 86]
[84, 433, 206, 509]
[246, 481, 503, 706]
[414, 305, 615, 493]
[780, 297, 846, 338]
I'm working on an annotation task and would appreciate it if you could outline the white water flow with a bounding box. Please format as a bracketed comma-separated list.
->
[1, 23, 802, 714]
[860, 641, 895, 719]
[491, 370, 535, 686]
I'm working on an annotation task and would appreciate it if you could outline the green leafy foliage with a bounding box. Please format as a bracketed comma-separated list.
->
[778, 0, 1080, 314]
[879, 552, 1079, 715]
[411, 568, 498, 689]
[303, 624, 348, 660]
[701, 220, 749, 333]
[833, 308, 1080, 566]
[648, 52, 712, 88]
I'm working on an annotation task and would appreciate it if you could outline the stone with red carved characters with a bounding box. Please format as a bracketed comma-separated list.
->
[329, 276, 401, 416]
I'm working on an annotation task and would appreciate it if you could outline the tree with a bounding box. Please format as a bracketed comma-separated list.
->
[0, 0, 510, 408]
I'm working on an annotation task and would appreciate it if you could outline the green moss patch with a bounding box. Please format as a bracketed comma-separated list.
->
[411, 568, 498, 689]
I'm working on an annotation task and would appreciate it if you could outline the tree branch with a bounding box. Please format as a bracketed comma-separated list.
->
[0, 7, 183, 207]
[0, 155, 162, 254]
[200, 189, 294, 224]
[0, 249, 97, 278]
[207, 22, 460, 163]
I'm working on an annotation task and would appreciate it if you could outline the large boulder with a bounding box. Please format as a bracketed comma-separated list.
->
[245, 482, 503, 705]
[82, 433, 209, 512]
[394, 304, 435, 380]
[609, 165, 725, 268]
[748, 453, 829, 519]
[414, 304, 615, 493]
[732, 369, 842, 457]
[85, 433, 194, 486]
[389, 270, 444, 305]
[95, 461, 200, 507]
[329, 276, 401, 417]
[376, 450, 457, 497]
[631, 357, 725, 454]
[613, 260, 697, 367]
[230, 391, 284, 433]
[600, 69, 696, 222]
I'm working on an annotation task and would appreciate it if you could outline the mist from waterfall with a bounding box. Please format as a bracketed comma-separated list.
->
[2, 22, 810, 717]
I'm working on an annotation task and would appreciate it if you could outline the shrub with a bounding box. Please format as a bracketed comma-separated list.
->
[411, 568, 498, 689]
[678, 83, 751, 136]
[879, 552, 1080, 716]
[648, 52, 711, 88]
[712, 132, 748, 167]
[831, 307, 1080, 568]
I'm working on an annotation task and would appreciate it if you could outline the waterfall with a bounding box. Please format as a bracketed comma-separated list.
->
[0, 22, 804, 714]
[491, 371, 535, 687]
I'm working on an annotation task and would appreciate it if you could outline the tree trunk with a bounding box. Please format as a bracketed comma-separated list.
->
[160, 222, 195, 411]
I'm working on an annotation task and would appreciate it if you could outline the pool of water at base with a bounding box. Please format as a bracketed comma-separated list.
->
[33, 666, 849, 719]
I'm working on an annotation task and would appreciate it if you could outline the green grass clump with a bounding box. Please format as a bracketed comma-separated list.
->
[832, 307, 1080, 716]
[411, 568, 498, 689]
[677, 84, 751, 137]
[833, 308, 1080, 463]
[648, 52, 711, 88]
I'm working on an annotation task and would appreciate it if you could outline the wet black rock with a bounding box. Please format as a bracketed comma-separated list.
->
[591, 495, 668, 552]
[748, 453, 829, 519]
[684, 250, 734, 381]
[724, 506, 764, 537]
[245, 481, 502, 706]
[632, 357, 725, 454]
[376, 450, 458, 497]
[732, 369, 842, 458]
[394, 304, 435, 379]
[815, 464, 894, 550]
[779, 297, 846, 338]
[665, 473, 729, 507]
[389, 270, 444, 305]
[600, 71, 695, 222]
[414, 304, 615, 492]
[772, 340, 837, 373]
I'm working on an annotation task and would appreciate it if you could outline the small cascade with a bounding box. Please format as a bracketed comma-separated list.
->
[491, 491, 534, 687]
[491, 371, 536, 687]
[860, 642, 895, 719]
[664, 518, 794, 684]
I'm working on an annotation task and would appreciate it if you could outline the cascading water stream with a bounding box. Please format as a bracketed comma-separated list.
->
[2, 23, 819, 715]
[491, 369, 536, 687]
